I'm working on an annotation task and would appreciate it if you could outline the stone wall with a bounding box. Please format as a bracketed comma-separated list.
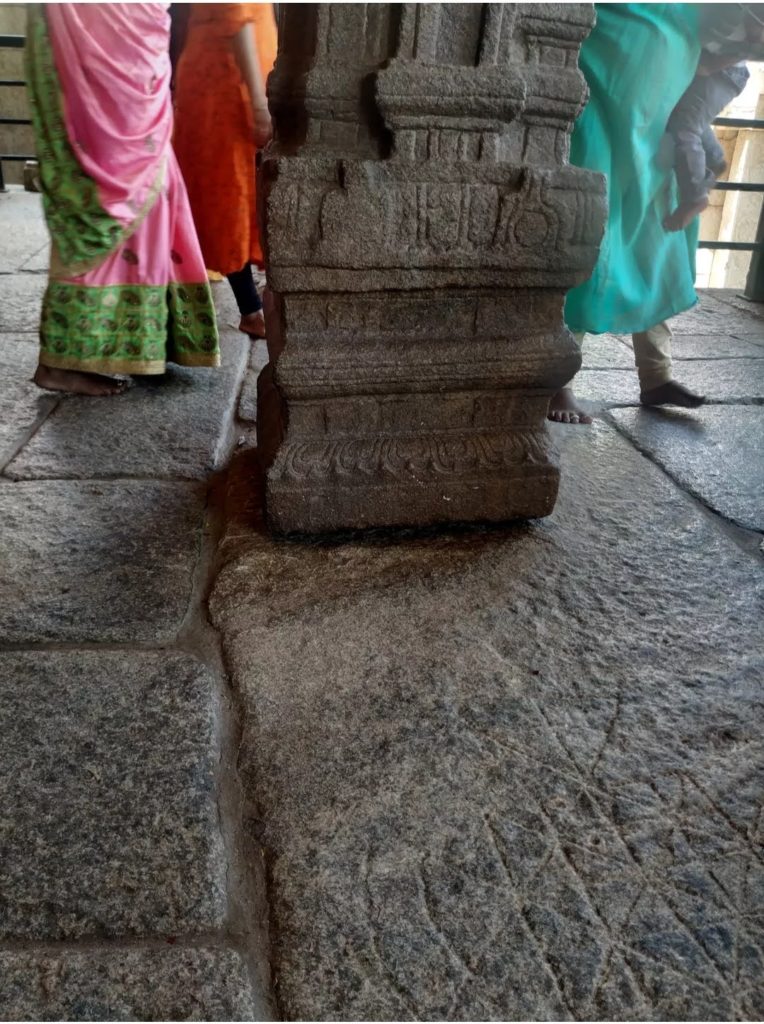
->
[257, 3, 605, 533]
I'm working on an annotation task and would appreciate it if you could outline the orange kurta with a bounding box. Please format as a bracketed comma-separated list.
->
[173, 3, 277, 276]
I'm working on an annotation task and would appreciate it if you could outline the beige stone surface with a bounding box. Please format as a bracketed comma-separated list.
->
[0, 5, 31, 184]
[0, 3, 26, 34]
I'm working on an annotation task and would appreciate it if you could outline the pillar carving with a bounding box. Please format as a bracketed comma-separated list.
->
[258, 3, 605, 532]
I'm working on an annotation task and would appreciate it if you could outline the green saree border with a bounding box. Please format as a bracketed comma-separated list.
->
[38, 353, 171, 376]
[40, 281, 221, 375]
[25, 6, 164, 276]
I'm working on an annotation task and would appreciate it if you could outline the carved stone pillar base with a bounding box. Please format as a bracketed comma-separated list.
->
[258, 4, 605, 533]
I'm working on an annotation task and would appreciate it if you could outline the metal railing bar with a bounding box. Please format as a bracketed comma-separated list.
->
[713, 117, 764, 129]
[698, 240, 764, 251]
[0, 35, 25, 48]
[705, 114, 764, 293]
[0, 79, 26, 88]
[0, 117, 31, 126]
[0, 153, 35, 161]
[712, 181, 764, 192]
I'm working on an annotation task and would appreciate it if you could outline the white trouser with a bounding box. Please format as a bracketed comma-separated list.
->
[568, 322, 673, 392]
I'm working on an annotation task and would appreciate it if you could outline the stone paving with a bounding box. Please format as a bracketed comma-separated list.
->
[1, 187, 763, 1020]
[0, 191, 271, 1021]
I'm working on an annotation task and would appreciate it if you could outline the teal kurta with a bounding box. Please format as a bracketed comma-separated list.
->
[565, 3, 702, 335]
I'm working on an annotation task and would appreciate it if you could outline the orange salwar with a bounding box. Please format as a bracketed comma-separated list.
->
[173, 3, 277, 276]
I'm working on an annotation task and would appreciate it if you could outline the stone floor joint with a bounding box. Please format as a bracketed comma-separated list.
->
[604, 410, 764, 547]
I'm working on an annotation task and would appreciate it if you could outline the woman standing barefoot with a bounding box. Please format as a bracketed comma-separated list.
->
[26, 4, 219, 396]
[173, 4, 277, 341]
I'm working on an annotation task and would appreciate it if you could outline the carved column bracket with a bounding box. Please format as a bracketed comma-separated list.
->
[259, 3, 605, 533]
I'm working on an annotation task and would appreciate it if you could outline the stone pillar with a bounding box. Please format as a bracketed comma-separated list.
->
[258, 3, 605, 533]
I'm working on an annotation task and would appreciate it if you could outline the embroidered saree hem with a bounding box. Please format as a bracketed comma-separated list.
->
[38, 353, 220, 374]
[38, 354, 169, 375]
[40, 281, 221, 374]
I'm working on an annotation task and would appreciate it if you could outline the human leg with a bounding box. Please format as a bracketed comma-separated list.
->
[548, 331, 593, 425]
[227, 262, 265, 338]
[227, 262, 262, 316]
[633, 321, 704, 407]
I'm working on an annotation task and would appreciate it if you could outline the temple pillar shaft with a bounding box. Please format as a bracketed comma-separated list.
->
[258, 2, 605, 533]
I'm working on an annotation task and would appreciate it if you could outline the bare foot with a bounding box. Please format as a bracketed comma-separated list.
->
[640, 380, 705, 408]
[548, 387, 593, 425]
[239, 310, 266, 339]
[663, 197, 709, 232]
[33, 364, 128, 396]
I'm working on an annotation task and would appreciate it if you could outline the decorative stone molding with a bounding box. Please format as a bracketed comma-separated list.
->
[258, 3, 605, 533]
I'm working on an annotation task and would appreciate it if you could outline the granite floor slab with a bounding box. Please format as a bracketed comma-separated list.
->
[0, 335, 57, 468]
[669, 292, 764, 337]
[238, 374, 259, 425]
[0, 479, 205, 643]
[0, 191, 49, 274]
[661, 357, 764, 401]
[18, 241, 49, 274]
[610, 405, 764, 533]
[6, 335, 249, 481]
[0, 651, 226, 941]
[576, 358, 764, 409]
[579, 333, 635, 369]
[211, 424, 764, 1021]
[0, 947, 260, 1021]
[617, 332, 764, 361]
[0, 272, 47, 333]
[711, 290, 764, 324]
[238, 340, 269, 425]
[575, 368, 641, 408]
[0, 184, 759, 1024]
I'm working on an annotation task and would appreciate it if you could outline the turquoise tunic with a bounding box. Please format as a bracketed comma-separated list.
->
[565, 4, 702, 335]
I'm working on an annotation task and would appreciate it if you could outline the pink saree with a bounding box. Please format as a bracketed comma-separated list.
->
[26, 3, 219, 375]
